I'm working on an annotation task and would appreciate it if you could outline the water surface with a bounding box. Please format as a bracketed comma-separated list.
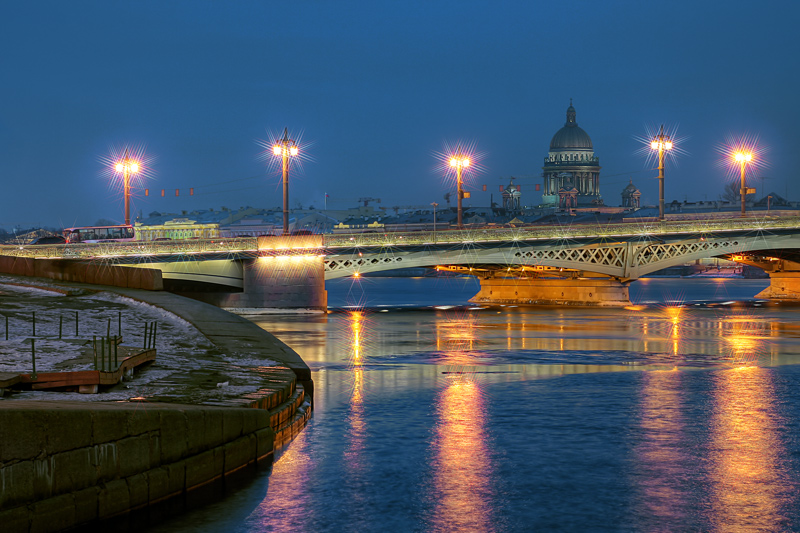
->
[150, 277, 800, 532]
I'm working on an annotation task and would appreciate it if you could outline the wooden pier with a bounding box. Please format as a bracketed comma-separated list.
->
[9, 348, 156, 394]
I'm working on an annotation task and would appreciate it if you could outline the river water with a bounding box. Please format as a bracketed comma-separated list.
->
[149, 277, 800, 532]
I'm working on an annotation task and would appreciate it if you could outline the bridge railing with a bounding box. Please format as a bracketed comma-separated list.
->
[0, 237, 261, 259]
[323, 215, 800, 248]
[4, 215, 800, 258]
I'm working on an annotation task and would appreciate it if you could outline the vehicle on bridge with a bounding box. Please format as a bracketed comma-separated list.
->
[30, 234, 67, 245]
[63, 225, 135, 243]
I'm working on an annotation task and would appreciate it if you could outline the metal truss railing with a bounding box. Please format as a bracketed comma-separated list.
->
[514, 245, 627, 269]
[632, 239, 743, 267]
[322, 216, 800, 249]
[324, 232, 785, 280]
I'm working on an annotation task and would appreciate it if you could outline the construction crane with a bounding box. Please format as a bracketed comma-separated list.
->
[358, 197, 381, 207]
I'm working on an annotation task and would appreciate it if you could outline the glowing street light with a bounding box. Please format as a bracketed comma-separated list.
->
[449, 149, 470, 228]
[114, 149, 140, 226]
[273, 128, 299, 234]
[650, 125, 673, 221]
[735, 151, 754, 217]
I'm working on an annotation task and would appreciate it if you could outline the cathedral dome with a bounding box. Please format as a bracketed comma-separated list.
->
[549, 102, 593, 151]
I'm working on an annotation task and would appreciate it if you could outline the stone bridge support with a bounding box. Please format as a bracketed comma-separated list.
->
[469, 275, 631, 306]
[176, 236, 327, 312]
[177, 256, 327, 311]
[747, 258, 800, 301]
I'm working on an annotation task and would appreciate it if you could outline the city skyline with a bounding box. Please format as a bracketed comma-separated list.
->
[2, 1, 797, 228]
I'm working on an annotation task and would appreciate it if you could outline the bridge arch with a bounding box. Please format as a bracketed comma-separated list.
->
[324, 233, 800, 281]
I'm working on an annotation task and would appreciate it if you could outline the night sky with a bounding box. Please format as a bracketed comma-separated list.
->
[2, 1, 798, 228]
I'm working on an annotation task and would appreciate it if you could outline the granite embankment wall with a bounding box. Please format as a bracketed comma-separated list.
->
[0, 403, 273, 531]
[0, 256, 163, 290]
[0, 382, 310, 532]
[0, 280, 313, 532]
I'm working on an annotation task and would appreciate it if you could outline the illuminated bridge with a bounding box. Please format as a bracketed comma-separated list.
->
[4, 215, 800, 308]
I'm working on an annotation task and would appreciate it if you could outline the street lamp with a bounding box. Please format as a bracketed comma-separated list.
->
[650, 125, 673, 221]
[114, 149, 140, 226]
[273, 128, 299, 234]
[449, 149, 470, 228]
[735, 151, 754, 217]
[431, 202, 439, 242]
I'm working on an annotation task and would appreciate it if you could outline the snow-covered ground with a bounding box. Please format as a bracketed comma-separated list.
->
[0, 278, 280, 403]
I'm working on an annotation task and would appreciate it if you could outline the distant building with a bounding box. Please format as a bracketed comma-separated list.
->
[136, 207, 257, 240]
[135, 217, 221, 241]
[541, 101, 602, 208]
[221, 214, 282, 237]
[621, 180, 641, 209]
[502, 178, 522, 213]
[293, 212, 339, 233]
[753, 192, 790, 209]
[557, 185, 579, 211]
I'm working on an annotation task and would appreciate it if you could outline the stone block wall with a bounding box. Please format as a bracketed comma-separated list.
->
[0, 402, 274, 532]
[0, 257, 163, 290]
[755, 271, 800, 299]
[180, 256, 327, 311]
[470, 276, 632, 306]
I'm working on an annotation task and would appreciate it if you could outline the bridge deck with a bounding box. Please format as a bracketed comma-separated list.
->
[2, 215, 800, 259]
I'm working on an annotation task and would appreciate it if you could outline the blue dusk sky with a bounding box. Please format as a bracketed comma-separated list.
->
[1, 0, 798, 228]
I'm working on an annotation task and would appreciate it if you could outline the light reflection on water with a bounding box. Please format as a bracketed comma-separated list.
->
[344, 311, 368, 507]
[148, 278, 800, 532]
[634, 369, 694, 529]
[249, 432, 311, 533]
[430, 378, 495, 532]
[709, 366, 792, 531]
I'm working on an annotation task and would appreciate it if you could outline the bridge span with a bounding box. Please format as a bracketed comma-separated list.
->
[3, 216, 800, 308]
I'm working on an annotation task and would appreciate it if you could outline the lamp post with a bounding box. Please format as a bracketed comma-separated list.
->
[114, 149, 140, 226]
[735, 151, 753, 217]
[431, 202, 439, 242]
[273, 128, 298, 234]
[650, 125, 673, 221]
[450, 149, 470, 229]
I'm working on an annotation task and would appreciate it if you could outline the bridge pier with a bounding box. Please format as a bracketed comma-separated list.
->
[733, 258, 800, 302]
[755, 271, 800, 301]
[469, 276, 631, 306]
[172, 236, 328, 312]
[178, 256, 327, 312]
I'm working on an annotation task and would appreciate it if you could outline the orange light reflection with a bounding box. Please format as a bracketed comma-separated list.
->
[708, 367, 790, 530]
[635, 370, 690, 525]
[344, 311, 368, 501]
[430, 378, 494, 532]
[252, 432, 311, 531]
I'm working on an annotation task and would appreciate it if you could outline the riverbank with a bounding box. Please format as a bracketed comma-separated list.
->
[0, 276, 312, 532]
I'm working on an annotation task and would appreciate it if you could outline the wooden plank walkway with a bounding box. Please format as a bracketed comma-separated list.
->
[14, 348, 156, 393]
[0, 372, 21, 389]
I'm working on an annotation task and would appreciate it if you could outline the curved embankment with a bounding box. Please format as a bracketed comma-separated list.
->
[0, 281, 312, 532]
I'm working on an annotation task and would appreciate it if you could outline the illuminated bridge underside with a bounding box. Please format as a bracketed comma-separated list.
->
[324, 233, 800, 280]
[129, 259, 244, 289]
